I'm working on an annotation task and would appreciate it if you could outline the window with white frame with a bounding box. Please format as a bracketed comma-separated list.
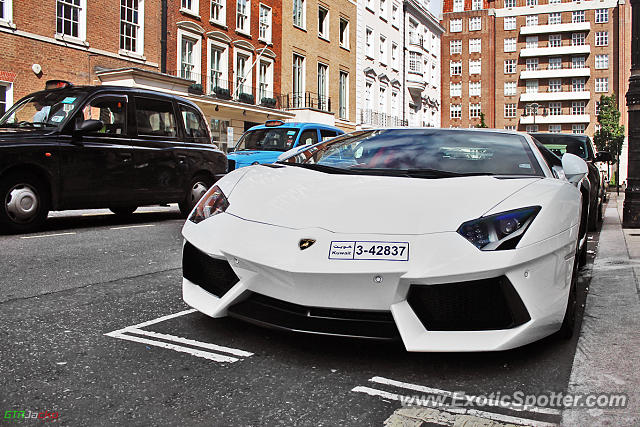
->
[504, 59, 516, 74]
[526, 36, 538, 49]
[549, 34, 561, 47]
[0, 82, 12, 115]
[366, 28, 375, 57]
[595, 101, 601, 116]
[549, 79, 561, 92]
[210, 0, 225, 24]
[120, 0, 143, 54]
[572, 124, 585, 134]
[526, 79, 538, 93]
[469, 81, 481, 97]
[391, 90, 398, 117]
[181, 0, 199, 15]
[318, 6, 328, 39]
[339, 71, 348, 119]
[572, 33, 585, 46]
[504, 103, 516, 118]
[379, 0, 387, 18]
[504, 81, 516, 96]
[57, 0, 86, 39]
[391, 43, 399, 69]
[505, 125, 516, 130]
[549, 124, 561, 133]
[0, 0, 11, 23]
[293, 0, 305, 28]
[572, 10, 585, 23]
[595, 31, 608, 46]
[179, 33, 201, 82]
[595, 8, 608, 23]
[470, 103, 481, 119]
[549, 102, 561, 115]
[526, 58, 539, 71]
[469, 38, 481, 53]
[572, 78, 585, 92]
[469, 17, 481, 31]
[572, 101, 585, 115]
[378, 85, 387, 114]
[392, 4, 399, 27]
[450, 104, 461, 119]
[409, 52, 422, 73]
[236, 0, 249, 33]
[469, 59, 481, 74]
[379, 36, 387, 64]
[504, 17, 516, 30]
[450, 19, 462, 32]
[293, 54, 305, 107]
[450, 60, 461, 76]
[208, 42, 228, 92]
[258, 60, 273, 101]
[450, 83, 462, 97]
[317, 63, 328, 110]
[259, 4, 272, 43]
[453, 0, 463, 12]
[526, 0, 537, 5]
[235, 51, 252, 95]
[572, 56, 585, 69]
[549, 57, 561, 69]
[526, 15, 538, 26]
[548, 12, 560, 25]
[365, 81, 373, 109]
[526, 125, 539, 132]
[504, 38, 516, 52]
[339, 18, 349, 48]
[595, 54, 609, 69]
[505, 0, 515, 7]
[595, 77, 608, 92]
[450, 39, 462, 54]
[472, 0, 482, 10]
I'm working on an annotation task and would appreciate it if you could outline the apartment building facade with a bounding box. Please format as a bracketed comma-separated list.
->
[441, 0, 631, 135]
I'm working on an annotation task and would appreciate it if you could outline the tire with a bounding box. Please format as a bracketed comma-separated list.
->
[0, 173, 50, 234]
[597, 201, 603, 222]
[587, 199, 598, 231]
[578, 237, 588, 269]
[179, 175, 213, 217]
[559, 244, 579, 339]
[110, 206, 137, 216]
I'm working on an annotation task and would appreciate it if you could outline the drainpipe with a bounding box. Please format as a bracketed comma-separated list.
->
[161, 0, 168, 73]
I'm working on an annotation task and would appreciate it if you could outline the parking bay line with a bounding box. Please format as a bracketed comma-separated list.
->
[20, 232, 76, 239]
[110, 224, 156, 230]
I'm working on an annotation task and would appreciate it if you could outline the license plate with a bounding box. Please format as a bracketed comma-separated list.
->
[328, 241, 409, 261]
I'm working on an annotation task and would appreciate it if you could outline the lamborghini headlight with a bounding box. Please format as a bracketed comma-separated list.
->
[188, 185, 229, 224]
[457, 206, 541, 250]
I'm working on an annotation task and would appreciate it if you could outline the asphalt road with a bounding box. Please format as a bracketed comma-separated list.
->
[0, 208, 599, 426]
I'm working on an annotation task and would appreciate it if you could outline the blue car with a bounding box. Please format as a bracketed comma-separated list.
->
[227, 120, 344, 169]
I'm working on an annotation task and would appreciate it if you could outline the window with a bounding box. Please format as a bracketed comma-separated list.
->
[572, 56, 585, 69]
[378, 85, 387, 113]
[572, 33, 585, 46]
[504, 59, 516, 74]
[504, 38, 516, 52]
[379, 0, 387, 18]
[572, 11, 585, 23]
[526, 125, 539, 133]
[339, 18, 349, 48]
[548, 12, 561, 25]
[526, 15, 538, 26]
[596, 31, 608, 46]
[299, 129, 318, 146]
[472, 0, 482, 9]
[548, 57, 561, 70]
[549, 79, 561, 92]
[504, 81, 516, 96]
[379, 36, 387, 64]
[526, 0, 537, 5]
[595, 77, 609, 92]
[392, 4, 399, 27]
[549, 34, 561, 47]
[259, 5, 272, 42]
[235, 52, 251, 95]
[135, 97, 177, 137]
[236, 0, 249, 33]
[366, 28, 374, 57]
[364, 81, 372, 109]
[504, 17, 516, 30]
[469, 39, 481, 53]
[391, 91, 399, 117]
[450, 83, 462, 97]
[595, 54, 609, 69]
[504, 103, 516, 118]
[450, 39, 462, 55]
[469, 81, 481, 97]
[572, 124, 586, 134]
[317, 63, 328, 110]
[409, 52, 422, 73]
[0, 0, 11, 23]
[210, 0, 225, 24]
[572, 78, 585, 92]
[526, 36, 538, 49]
[181, 0, 199, 15]
[450, 104, 461, 119]
[391, 43, 399, 69]
[469, 17, 481, 31]
[450, 19, 462, 32]
[549, 102, 561, 115]
[0, 83, 11, 115]
[180, 34, 200, 82]
[208, 43, 228, 93]
[80, 96, 127, 136]
[258, 60, 273, 102]
[572, 101, 585, 115]
[180, 104, 209, 143]
[57, 0, 85, 39]
[469, 59, 481, 74]
[595, 101, 602, 116]
[453, 0, 463, 12]
[339, 71, 348, 119]
[318, 6, 328, 39]
[450, 61, 462, 76]
[526, 58, 539, 71]
[505, 125, 516, 130]
[549, 124, 562, 133]
[595, 8, 608, 23]
[505, 0, 515, 7]
[526, 79, 538, 93]
[292, 54, 305, 107]
[293, 0, 305, 28]
[120, 0, 143, 54]
[470, 103, 481, 119]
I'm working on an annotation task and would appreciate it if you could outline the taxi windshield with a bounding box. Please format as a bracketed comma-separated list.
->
[234, 128, 301, 152]
[0, 90, 86, 128]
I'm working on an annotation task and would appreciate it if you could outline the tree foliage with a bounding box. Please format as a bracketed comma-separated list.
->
[476, 112, 488, 128]
[593, 94, 625, 157]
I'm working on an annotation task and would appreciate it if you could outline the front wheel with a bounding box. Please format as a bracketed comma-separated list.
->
[179, 175, 213, 217]
[0, 174, 50, 234]
[559, 244, 579, 339]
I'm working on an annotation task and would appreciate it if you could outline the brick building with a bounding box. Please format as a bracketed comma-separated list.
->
[440, 0, 632, 135]
[0, 0, 162, 113]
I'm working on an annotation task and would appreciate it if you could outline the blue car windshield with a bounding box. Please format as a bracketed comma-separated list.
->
[234, 128, 301, 152]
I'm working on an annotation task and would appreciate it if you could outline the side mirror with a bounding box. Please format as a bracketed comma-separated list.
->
[562, 153, 588, 186]
[75, 119, 104, 133]
[595, 151, 612, 163]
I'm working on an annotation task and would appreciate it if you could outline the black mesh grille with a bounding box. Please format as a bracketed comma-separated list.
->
[407, 276, 530, 331]
[182, 242, 239, 297]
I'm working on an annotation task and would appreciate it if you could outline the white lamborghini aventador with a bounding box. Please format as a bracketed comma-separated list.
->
[181, 129, 589, 352]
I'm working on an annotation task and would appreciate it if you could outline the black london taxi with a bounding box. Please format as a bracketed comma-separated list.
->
[0, 84, 227, 233]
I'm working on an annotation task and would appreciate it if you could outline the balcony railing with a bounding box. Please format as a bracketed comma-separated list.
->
[279, 92, 332, 112]
[360, 109, 407, 127]
[408, 31, 424, 47]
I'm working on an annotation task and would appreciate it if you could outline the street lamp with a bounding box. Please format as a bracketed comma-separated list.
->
[522, 102, 548, 128]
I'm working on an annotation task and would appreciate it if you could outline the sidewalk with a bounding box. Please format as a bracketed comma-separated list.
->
[562, 192, 640, 426]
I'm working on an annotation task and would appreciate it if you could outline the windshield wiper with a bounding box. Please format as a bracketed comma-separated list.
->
[285, 163, 357, 174]
[404, 168, 495, 178]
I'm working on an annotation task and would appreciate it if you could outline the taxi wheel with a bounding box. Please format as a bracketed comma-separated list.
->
[179, 175, 212, 217]
[0, 173, 50, 234]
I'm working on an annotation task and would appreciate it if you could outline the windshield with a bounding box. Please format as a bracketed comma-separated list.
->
[281, 129, 544, 177]
[0, 90, 86, 128]
[532, 134, 590, 160]
[234, 128, 301, 152]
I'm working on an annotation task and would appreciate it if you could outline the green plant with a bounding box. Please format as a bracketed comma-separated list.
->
[260, 97, 276, 108]
[475, 112, 488, 128]
[213, 86, 231, 100]
[238, 93, 255, 105]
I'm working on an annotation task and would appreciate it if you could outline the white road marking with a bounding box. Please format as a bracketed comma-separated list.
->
[126, 328, 253, 357]
[110, 224, 155, 230]
[352, 386, 555, 427]
[369, 376, 560, 415]
[20, 232, 76, 239]
[121, 308, 197, 331]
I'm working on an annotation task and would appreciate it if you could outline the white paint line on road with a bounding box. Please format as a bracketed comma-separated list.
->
[110, 224, 156, 230]
[369, 376, 560, 415]
[351, 386, 555, 427]
[20, 232, 76, 239]
[126, 328, 254, 358]
[123, 308, 197, 331]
